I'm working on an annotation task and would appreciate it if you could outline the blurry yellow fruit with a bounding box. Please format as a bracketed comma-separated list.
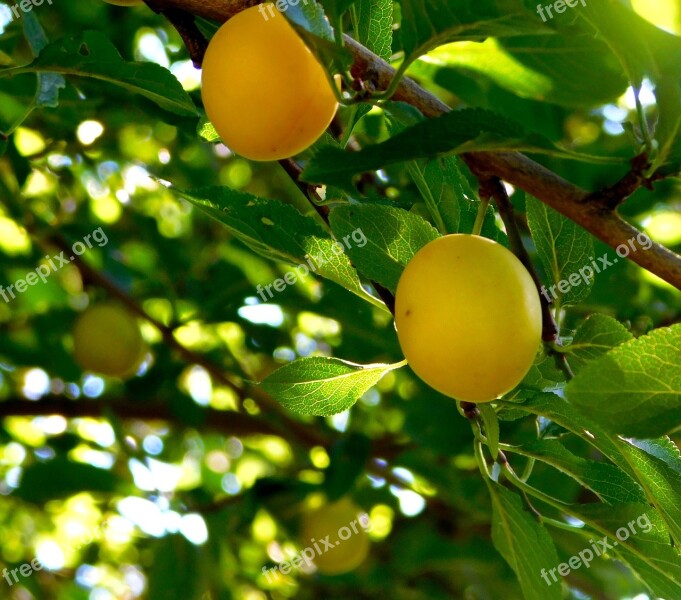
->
[73, 304, 146, 378]
[201, 3, 338, 161]
[300, 497, 370, 575]
[395, 234, 542, 402]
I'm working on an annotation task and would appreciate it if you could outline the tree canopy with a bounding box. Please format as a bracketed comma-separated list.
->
[0, 1, 680, 599]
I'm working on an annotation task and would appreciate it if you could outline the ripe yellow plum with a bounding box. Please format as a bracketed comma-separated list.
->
[201, 3, 338, 161]
[395, 234, 542, 402]
[300, 498, 370, 575]
[72, 304, 146, 378]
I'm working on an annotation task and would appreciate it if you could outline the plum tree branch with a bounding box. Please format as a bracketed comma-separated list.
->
[149, 0, 681, 290]
[0, 397, 282, 437]
[36, 232, 330, 449]
[476, 176, 575, 381]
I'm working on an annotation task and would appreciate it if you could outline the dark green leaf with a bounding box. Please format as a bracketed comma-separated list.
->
[570, 503, 681, 599]
[409, 34, 628, 109]
[0, 31, 197, 116]
[286, 1, 353, 73]
[510, 439, 645, 505]
[170, 185, 386, 310]
[324, 433, 372, 500]
[398, 0, 543, 68]
[14, 458, 117, 504]
[303, 108, 620, 189]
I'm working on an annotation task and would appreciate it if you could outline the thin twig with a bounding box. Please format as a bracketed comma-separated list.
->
[474, 177, 575, 381]
[585, 152, 660, 210]
[143, 1, 208, 67]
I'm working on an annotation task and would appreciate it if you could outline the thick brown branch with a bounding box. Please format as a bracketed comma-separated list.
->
[147, 0, 681, 290]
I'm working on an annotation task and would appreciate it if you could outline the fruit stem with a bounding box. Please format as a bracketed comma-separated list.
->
[501, 461, 570, 512]
[474, 439, 492, 480]
[541, 517, 593, 539]
[471, 196, 490, 236]
[519, 457, 536, 482]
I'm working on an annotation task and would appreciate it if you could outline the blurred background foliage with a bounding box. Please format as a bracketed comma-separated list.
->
[0, 0, 680, 599]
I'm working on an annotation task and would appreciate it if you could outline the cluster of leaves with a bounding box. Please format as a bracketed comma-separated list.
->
[0, 0, 680, 599]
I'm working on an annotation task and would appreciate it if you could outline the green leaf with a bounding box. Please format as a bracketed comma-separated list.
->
[197, 118, 219, 143]
[618, 438, 681, 547]
[410, 34, 628, 109]
[567, 324, 681, 437]
[22, 10, 65, 108]
[504, 393, 639, 482]
[506, 394, 681, 539]
[286, 1, 353, 73]
[260, 357, 403, 416]
[489, 482, 562, 600]
[0, 31, 197, 116]
[398, 0, 544, 69]
[170, 185, 386, 311]
[386, 103, 470, 234]
[407, 157, 466, 235]
[628, 436, 681, 473]
[510, 439, 646, 505]
[286, 0, 334, 40]
[526, 195, 594, 307]
[147, 535, 205, 600]
[318, 0, 360, 23]
[329, 204, 440, 293]
[357, 0, 393, 62]
[563, 314, 633, 374]
[569, 503, 681, 599]
[515, 351, 566, 396]
[574, 2, 681, 172]
[303, 108, 620, 189]
[14, 458, 117, 504]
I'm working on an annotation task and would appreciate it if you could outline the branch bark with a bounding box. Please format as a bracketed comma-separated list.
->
[149, 0, 681, 290]
[0, 397, 281, 436]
